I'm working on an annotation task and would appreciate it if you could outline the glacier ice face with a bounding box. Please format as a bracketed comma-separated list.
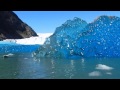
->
[3, 33, 53, 45]
[33, 16, 120, 58]
[0, 39, 40, 53]
[0, 33, 52, 53]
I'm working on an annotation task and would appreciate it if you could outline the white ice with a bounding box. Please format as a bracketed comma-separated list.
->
[96, 64, 114, 70]
[3, 33, 53, 45]
[3, 53, 14, 58]
[88, 71, 101, 76]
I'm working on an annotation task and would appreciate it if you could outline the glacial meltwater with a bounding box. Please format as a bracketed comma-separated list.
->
[0, 41, 120, 79]
[0, 51, 120, 79]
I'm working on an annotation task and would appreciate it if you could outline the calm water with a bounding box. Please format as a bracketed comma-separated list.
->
[0, 53, 120, 79]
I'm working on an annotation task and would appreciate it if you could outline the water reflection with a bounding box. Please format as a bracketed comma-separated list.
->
[106, 72, 112, 75]
[0, 53, 120, 79]
[69, 60, 75, 78]
[0, 53, 47, 79]
[0, 53, 21, 79]
[51, 59, 55, 69]
[81, 58, 85, 71]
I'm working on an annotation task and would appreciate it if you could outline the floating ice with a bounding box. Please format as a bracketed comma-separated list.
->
[3, 53, 14, 58]
[7, 53, 14, 56]
[96, 64, 114, 70]
[33, 16, 120, 58]
[89, 71, 101, 76]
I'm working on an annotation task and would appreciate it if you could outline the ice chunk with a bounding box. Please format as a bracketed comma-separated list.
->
[89, 71, 101, 76]
[7, 53, 14, 56]
[3, 53, 14, 58]
[96, 64, 114, 70]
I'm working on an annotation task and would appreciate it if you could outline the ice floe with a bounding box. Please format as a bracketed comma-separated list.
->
[96, 64, 114, 70]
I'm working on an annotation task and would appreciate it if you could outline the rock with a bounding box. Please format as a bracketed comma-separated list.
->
[0, 11, 38, 40]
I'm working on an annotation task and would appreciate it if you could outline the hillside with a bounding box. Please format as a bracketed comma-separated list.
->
[0, 11, 38, 40]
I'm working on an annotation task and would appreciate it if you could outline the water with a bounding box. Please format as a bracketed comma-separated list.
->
[0, 52, 120, 79]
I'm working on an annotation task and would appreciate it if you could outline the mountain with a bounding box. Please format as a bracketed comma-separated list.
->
[0, 11, 38, 40]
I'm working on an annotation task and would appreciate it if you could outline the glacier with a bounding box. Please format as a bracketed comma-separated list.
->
[3, 33, 53, 45]
[33, 16, 120, 58]
[0, 33, 52, 53]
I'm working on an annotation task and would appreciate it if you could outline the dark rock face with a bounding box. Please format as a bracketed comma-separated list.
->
[0, 11, 38, 40]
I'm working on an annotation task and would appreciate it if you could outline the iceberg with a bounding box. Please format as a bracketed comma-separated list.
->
[88, 71, 101, 76]
[96, 64, 114, 70]
[33, 16, 120, 58]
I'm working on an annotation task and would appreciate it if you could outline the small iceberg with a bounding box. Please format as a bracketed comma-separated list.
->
[96, 64, 114, 70]
[89, 71, 101, 76]
[3, 53, 14, 58]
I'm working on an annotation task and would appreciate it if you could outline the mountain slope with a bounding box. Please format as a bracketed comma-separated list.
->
[0, 11, 38, 40]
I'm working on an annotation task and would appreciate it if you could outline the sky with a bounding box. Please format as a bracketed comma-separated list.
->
[14, 11, 120, 33]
